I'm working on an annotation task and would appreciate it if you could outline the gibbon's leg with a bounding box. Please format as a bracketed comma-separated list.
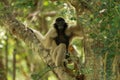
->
[52, 43, 66, 66]
[52, 46, 59, 62]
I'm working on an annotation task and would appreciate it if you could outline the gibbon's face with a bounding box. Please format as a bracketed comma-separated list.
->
[54, 17, 67, 30]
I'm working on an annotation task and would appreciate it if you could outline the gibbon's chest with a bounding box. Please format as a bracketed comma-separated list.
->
[54, 32, 70, 48]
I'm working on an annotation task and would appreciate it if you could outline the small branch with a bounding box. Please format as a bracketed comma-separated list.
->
[0, 0, 10, 6]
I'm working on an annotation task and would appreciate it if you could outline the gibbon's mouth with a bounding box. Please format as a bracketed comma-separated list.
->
[58, 26, 64, 29]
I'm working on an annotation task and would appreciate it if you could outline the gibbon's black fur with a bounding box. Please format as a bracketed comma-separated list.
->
[54, 17, 68, 31]
[53, 17, 70, 58]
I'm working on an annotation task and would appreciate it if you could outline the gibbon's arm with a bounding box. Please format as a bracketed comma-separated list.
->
[32, 28, 54, 48]
[33, 28, 57, 49]
[32, 29, 44, 42]
[43, 28, 57, 49]
[68, 26, 83, 38]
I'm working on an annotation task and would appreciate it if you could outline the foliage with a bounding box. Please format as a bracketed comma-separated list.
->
[0, 0, 120, 80]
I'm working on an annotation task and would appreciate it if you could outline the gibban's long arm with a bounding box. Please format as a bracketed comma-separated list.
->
[32, 29, 44, 42]
[33, 27, 57, 49]
[43, 28, 57, 49]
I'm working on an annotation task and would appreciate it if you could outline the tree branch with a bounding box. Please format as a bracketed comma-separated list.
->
[0, 0, 9, 6]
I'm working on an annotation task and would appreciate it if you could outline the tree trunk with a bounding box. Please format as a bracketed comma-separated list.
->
[0, 50, 6, 80]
